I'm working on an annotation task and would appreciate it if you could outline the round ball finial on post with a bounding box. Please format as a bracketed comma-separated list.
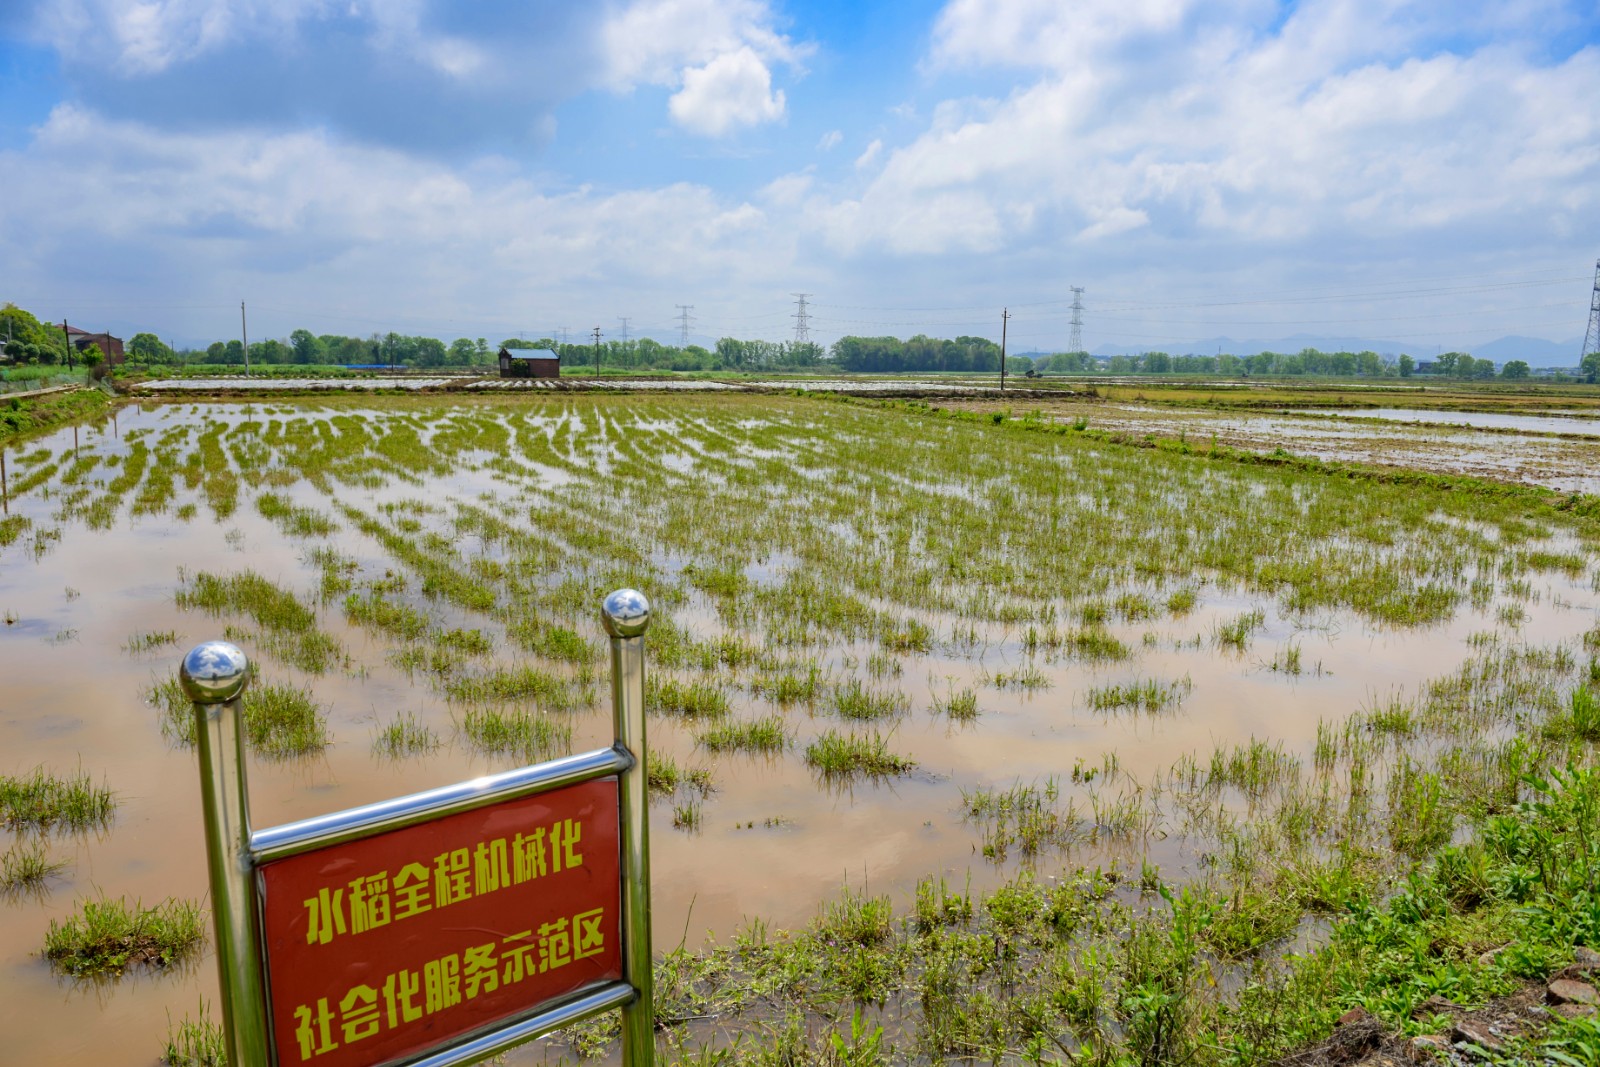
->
[179, 641, 252, 705]
[600, 588, 652, 638]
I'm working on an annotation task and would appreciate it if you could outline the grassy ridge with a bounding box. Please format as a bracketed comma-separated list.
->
[0, 388, 112, 448]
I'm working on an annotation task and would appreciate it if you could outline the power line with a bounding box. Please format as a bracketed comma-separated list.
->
[791, 293, 811, 344]
[676, 305, 695, 346]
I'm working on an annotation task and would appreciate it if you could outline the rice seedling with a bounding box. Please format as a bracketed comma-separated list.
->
[987, 663, 1050, 691]
[753, 665, 826, 704]
[44, 895, 205, 976]
[1266, 643, 1303, 675]
[162, 1002, 226, 1067]
[672, 797, 704, 830]
[1215, 609, 1266, 651]
[254, 492, 336, 536]
[510, 620, 594, 663]
[0, 767, 114, 830]
[1059, 627, 1130, 661]
[244, 684, 330, 758]
[832, 679, 910, 720]
[1165, 587, 1198, 615]
[372, 711, 440, 757]
[116, 626, 178, 658]
[930, 685, 979, 721]
[1085, 676, 1192, 714]
[961, 779, 1079, 859]
[804, 730, 915, 778]
[1, 840, 67, 890]
[437, 627, 494, 655]
[177, 569, 344, 674]
[457, 707, 572, 760]
[446, 666, 582, 709]
[343, 590, 429, 641]
[696, 715, 790, 753]
[647, 753, 714, 795]
[648, 676, 731, 719]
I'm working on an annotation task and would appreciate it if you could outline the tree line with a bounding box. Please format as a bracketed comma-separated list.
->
[4, 300, 1585, 382]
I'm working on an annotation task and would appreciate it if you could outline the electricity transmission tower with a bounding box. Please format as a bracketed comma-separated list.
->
[676, 305, 695, 346]
[791, 293, 811, 344]
[1069, 287, 1085, 355]
[1583, 259, 1600, 369]
[617, 317, 630, 343]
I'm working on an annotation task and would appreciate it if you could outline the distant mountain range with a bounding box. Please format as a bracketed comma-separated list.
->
[1089, 333, 1587, 367]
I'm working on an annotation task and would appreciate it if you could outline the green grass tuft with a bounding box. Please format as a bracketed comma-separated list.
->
[372, 712, 440, 757]
[804, 730, 916, 779]
[0, 767, 114, 830]
[1, 840, 68, 890]
[44, 895, 206, 976]
[697, 715, 790, 753]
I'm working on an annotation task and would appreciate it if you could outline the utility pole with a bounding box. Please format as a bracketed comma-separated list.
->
[676, 305, 694, 347]
[61, 320, 75, 371]
[791, 293, 811, 344]
[593, 326, 603, 379]
[1582, 258, 1600, 372]
[240, 301, 251, 376]
[1069, 287, 1085, 356]
[1000, 308, 1009, 393]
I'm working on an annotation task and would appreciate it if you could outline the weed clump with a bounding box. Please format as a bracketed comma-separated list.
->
[44, 895, 205, 976]
[1, 840, 67, 890]
[458, 707, 571, 761]
[0, 767, 114, 831]
[697, 715, 789, 753]
[162, 1002, 226, 1067]
[805, 730, 915, 779]
[372, 712, 440, 757]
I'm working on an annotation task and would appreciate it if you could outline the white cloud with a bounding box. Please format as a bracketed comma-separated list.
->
[0, 105, 793, 337]
[760, 171, 813, 206]
[601, 0, 804, 135]
[853, 138, 881, 169]
[28, 0, 490, 78]
[601, 0, 800, 88]
[821, 0, 1600, 264]
[668, 47, 786, 136]
[817, 129, 842, 151]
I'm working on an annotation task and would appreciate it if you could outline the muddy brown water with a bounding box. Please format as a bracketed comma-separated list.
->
[2, 400, 1598, 1063]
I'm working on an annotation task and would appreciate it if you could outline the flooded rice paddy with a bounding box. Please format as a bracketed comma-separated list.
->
[2, 393, 1599, 1062]
[993, 399, 1600, 494]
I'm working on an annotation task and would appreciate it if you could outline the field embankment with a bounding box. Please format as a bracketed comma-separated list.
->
[0, 387, 113, 447]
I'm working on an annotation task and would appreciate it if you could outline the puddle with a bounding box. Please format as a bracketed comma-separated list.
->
[1308, 407, 1600, 436]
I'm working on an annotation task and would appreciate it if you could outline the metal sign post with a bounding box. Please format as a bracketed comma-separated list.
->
[181, 641, 272, 1067]
[181, 590, 656, 1067]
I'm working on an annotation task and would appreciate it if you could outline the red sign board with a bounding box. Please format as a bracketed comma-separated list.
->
[258, 779, 622, 1067]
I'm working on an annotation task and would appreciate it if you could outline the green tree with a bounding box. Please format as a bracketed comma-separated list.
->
[1501, 360, 1531, 380]
[290, 329, 325, 365]
[128, 332, 171, 363]
[1581, 351, 1599, 383]
[414, 338, 447, 367]
[448, 338, 478, 365]
[1398, 354, 1415, 378]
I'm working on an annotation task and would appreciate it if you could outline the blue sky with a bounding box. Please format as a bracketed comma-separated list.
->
[1, 0, 1598, 356]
